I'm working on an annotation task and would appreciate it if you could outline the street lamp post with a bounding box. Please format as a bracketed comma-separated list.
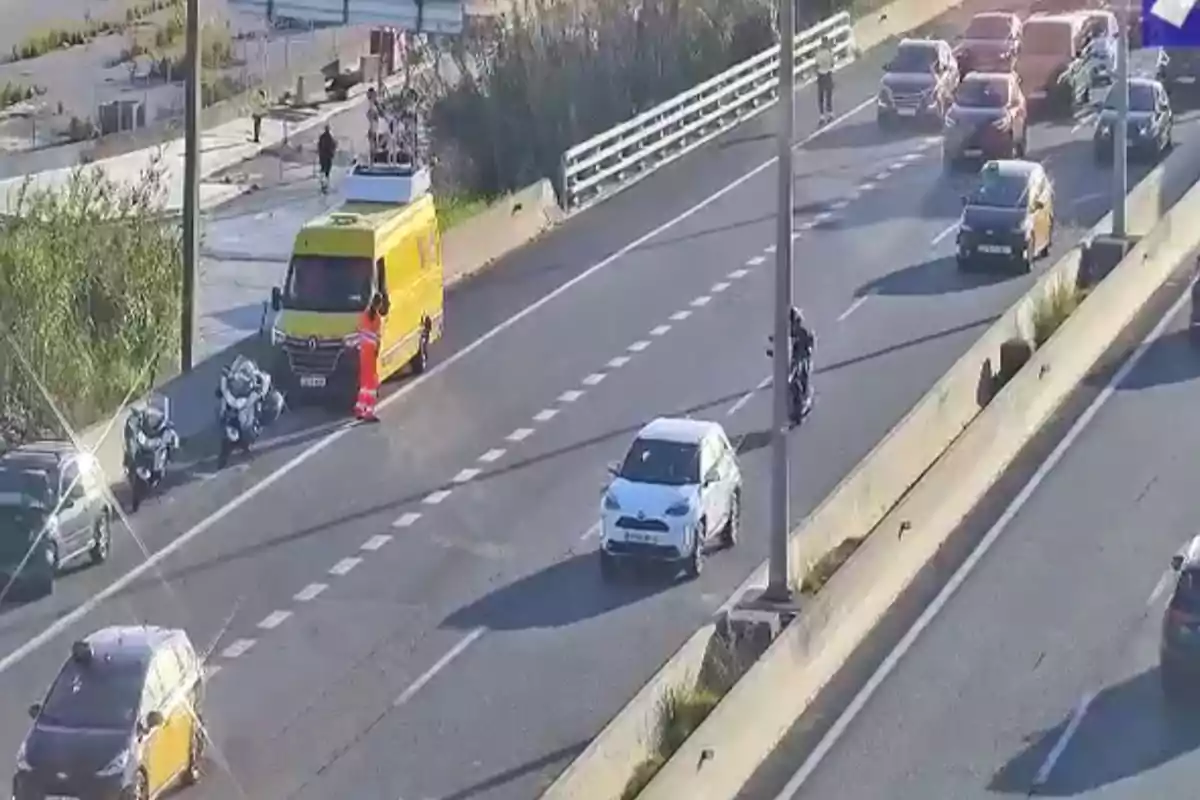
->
[180, 0, 200, 372]
[1112, 11, 1129, 237]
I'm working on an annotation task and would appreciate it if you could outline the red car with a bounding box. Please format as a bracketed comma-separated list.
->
[942, 72, 1028, 169]
[955, 12, 1022, 75]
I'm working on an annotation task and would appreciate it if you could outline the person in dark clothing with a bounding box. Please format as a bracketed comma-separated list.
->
[317, 124, 336, 193]
[789, 305, 815, 403]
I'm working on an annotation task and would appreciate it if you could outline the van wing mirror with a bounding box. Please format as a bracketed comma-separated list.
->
[379, 294, 391, 316]
[1172, 554, 1185, 571]
[270, 287, 283, 312]
[27, 703, 40, 719]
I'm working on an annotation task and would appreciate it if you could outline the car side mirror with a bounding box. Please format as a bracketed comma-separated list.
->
[27, 703, 40, 719]
[1172, 554, 1185, 571]
[379, 294, 391, 316]
[144, 710, 164, 730]
[270, 287, 282, 312]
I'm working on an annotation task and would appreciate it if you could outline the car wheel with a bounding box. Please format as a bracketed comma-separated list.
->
[599, 551, 618, 583]
[721, 489, 741, 549]
[90, 513, 110, 565]
[684, 522, 704, 580]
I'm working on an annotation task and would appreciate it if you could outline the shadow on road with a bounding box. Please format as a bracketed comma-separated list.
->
[856, 255, 1015, 297]
[989, 667, 1200, 795]
[441, 552, 671, 631]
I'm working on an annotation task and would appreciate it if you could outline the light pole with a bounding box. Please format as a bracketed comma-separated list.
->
[763, 0, 795, 604]
[1112, 11, 1129, 237]
[180, 0, 200, 372]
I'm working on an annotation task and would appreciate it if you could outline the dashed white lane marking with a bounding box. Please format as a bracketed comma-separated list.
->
[747, 255, 766, 266]
[393, 626, 488, 708]
[874, 171, 889, 181]
[798, 219, 817, 231]
[711, 281, 730, 293]
[858, 181, 877, 192]
[728, 268, 750, 279]
[582, 372, 606, 386]
[221, 639, 256, 659]
[257, 610, 292, 630]
[1032, 692, 1096, 787]
[329, 556, 362, 576]
[608, 355, 632, 369]
[727, 374, 772, 417]
[670, 310, 692, 321]
[506, 427, 535, 442]
[361, 534, 392, 551]
[888, 160, 907, 170]
[691, 295, 712, 307]
[628, 340, 651, 352]
[829, 199, 849, 211]
[837, 294, 870, 322]
[533, 408, 559, 422]
[930, 222, 959, 247]
[650, 324, 671, 336]
[294, 582, 328, 602]
[478, 448, 506, 463]
[764, 245, 776, 254]
[423, 489, 453, 505]
[902, 152, 922, 162]
[559, 389, 584, 403]
[453, 467, 481, 484]
[393, 512, 422, 528]
[813, 211, 833, 224]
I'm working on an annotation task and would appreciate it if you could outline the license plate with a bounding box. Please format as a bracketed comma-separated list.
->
[896, 107, 917, 116]
[626, 532, 657, 544]
[963, 148, 983, 156]
[978, 244, 1011, 254]
[299, 375, 326, 388]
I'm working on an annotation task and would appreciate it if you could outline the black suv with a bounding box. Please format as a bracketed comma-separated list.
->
[1161, 538, 1200, 698]
[0, 442, 113, 599]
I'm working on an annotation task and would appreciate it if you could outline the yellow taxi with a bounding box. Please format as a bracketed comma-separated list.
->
[955, 159, 1055, 274]
[13, 625, 206, 800]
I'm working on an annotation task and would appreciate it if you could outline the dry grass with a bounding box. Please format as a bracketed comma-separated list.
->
[621, 684, 721, 799]
[10, 0, 181, 62]
[800, 536, 866, 595]
[1031, 280, 1086, 347]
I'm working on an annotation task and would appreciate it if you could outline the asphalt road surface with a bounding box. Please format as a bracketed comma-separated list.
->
[747, 260, 1200, 800]
[0, 2, 1191, 798]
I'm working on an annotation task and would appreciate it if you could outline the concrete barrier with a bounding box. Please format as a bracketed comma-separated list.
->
[538, 104, 1200, 800]
[638, 153, 1200, 800]
[442, 179, 564, 287]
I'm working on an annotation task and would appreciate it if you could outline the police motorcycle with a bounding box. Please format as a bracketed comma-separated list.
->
[122, 394, 178, 512]
[766, 336, 815, 427]
[215, 356, 284, 468]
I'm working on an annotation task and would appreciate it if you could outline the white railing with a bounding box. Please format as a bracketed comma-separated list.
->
[560, 12, 855, 211]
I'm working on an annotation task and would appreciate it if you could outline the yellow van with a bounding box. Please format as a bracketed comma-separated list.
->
[269, 165, 445, 405]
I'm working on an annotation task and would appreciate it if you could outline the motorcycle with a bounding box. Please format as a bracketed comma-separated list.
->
[766, 338, 814, 427]
[215, 357, 283, 468]
[123, 395, 176, 512]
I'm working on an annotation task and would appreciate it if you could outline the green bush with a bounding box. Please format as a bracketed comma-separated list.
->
[10, 0, 182, 62]
[621, 685, 721, 799]
[0, 161, 181, 450]
[431, 0, 777, 197]
[0, 82, 44, 110]
[1032, 280, 1084, 347]
[435, 193, 490, 232]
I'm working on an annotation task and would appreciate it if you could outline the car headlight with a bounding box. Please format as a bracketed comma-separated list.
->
[664, 501, 691, 517]
[603, 492, 620, 511]
[96, 748, 130, 777]
[15, 741, 29, 772]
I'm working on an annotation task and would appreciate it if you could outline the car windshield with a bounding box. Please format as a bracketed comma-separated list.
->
[1173, 569, 1200, 614]
[0, 505, 42, 561]
[956, 78, 1009, 108]
[0, 468, 51, 506]
[38, 658, 145, 730]
[618, 438, 700, 486]
[1023, 22, 1072, 56]
[969, 171, 1028, 208]
[964, 16, 1010, 40]
[888, 44, 938, 72]
[283, 254, 373, 313]
[1104, 83, 1157, 112]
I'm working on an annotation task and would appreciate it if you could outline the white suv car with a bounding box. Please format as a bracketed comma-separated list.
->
[599, 417, 742, 581]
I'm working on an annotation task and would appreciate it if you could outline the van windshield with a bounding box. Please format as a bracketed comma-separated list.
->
[283, 255, 373, 313]
[38, 659, 145, 730]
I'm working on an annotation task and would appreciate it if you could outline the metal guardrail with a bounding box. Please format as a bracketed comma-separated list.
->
[560, 12, 855, 212]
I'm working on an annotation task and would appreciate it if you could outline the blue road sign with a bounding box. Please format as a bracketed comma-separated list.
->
[1143, 0, 1200, 46]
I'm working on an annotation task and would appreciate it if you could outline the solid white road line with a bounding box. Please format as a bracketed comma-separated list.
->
[773, 282, 1193, 799]
[1032, 692, 1096, 786]
[837, 294, 870, 322]
[727, 375, 772, 418]
[0, 94, 875, 679]
[393, 627, 487, 708]
[930, 222, 959, 247]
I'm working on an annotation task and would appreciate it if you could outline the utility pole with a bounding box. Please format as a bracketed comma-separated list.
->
[1111, 12, 1129, 238]
[180, 0, 200, 372]
[764, 0, 795, 604]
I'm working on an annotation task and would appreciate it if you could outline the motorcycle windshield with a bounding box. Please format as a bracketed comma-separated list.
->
[227, 373, 254, 397]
